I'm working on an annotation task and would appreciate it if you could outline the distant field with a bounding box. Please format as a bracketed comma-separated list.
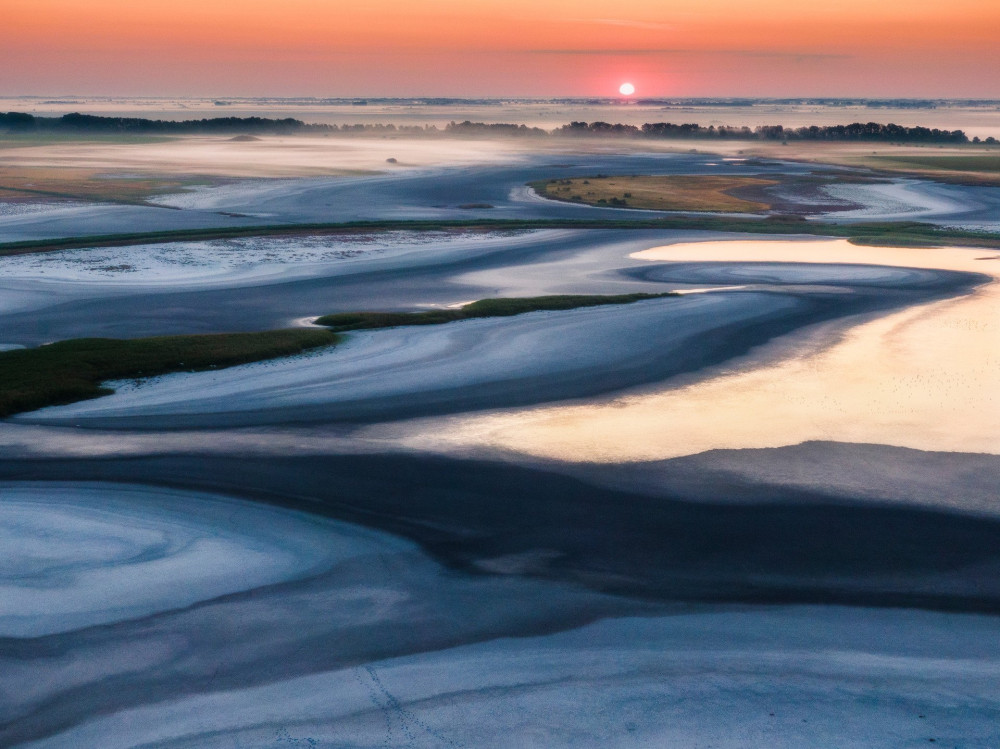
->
[0, 165, 219, 204]
[876, 154, 1000, 172]
[531, 175, 776, 212]
[0, 132, 171, 148]
[726, 141, 1000, 186]
[860, 153, 1000, 184]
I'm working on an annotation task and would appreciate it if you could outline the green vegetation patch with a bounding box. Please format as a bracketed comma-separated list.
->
[530, 175, 775, 213]
[876, 155, 1000, 173]
[0, 328, 338, 418]
[316, 293, 676, 331]
[0, 165, 224, 205]
[1, 294, 676, 418]
[799, 149, 1000, 186]
[859, 153, 1000, 185]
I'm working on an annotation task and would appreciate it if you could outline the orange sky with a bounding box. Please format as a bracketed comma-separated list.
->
[4, 0, 999, 96]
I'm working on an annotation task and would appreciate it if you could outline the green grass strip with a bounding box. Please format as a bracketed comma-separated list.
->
[2, 217, 1000, 257]
[315, 293, 676, 330]
[6, 262, 996, 418]
[0, 328, 339, 418]
[0, 294, 680, 417]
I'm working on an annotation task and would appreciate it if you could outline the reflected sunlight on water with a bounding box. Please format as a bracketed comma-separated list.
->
[405, 239, 1000, 461]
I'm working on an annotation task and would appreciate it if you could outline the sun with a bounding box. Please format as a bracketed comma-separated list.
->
[619, 82, 636, 96]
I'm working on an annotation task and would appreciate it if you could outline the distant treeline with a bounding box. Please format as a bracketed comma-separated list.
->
[0, 112, 331, 134]
[556, 121, 980, 143]
[443, 121, 548, 136]
[0, 112, 546, 136]
[0, 112, 435, 135]
[1, 112, 994, 144]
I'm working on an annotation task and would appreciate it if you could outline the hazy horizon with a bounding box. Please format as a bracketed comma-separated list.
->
[6, 96, 999, 138]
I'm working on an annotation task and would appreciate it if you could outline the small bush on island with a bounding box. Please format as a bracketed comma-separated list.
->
[315, 293, 676, 331]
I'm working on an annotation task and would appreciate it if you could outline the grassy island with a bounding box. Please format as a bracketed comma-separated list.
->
[529, 175, 776, 213]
